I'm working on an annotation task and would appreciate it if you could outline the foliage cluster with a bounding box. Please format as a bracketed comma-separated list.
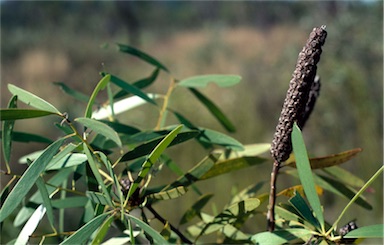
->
[0, 42, 383, 244]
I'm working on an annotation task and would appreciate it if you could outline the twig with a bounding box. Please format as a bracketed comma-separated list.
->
[147, 205, 193, 244]
[267, 160, 280, 232]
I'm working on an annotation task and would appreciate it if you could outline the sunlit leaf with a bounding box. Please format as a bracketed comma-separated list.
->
[285, 148, 362, 169]
[251, 228, 313, 244]
[117, 43, 169, 72]
[76, 117, 122, 147]
[15, 205, 46, 245]
[85, 75, 110, 118]
[178, 74, 241, 88]
[0, 109, 58, 120]
[148, 186, 188, 200]
[35, 177, 55, 231]
[230, 182, 265, 205]
[200, 156, 266, 180]
[0, 138, 63, 222]
[60, 213, 110, 245]
[189, 88, 236, 132]
[343, 224, 384, 238]
[46, 153, 87, 170]
[54, 82, 90, 103]
[8, 84, 61, 114]
[179, 194, 214, 225]
[275, 205, 314, 230]
[291, 123, 324, 231]
[127, 125, 183, 198]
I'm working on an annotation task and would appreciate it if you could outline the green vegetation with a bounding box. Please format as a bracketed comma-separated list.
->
[1, 1, 383, 244]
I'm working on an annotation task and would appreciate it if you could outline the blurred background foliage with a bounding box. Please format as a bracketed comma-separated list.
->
[1, 1, 383, 242]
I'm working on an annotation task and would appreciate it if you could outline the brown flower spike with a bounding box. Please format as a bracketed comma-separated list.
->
[268, 26, 327, 232]
[271, 26, 327, 163]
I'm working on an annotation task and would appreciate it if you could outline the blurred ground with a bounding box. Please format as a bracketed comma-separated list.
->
[1, 1, 383, 243]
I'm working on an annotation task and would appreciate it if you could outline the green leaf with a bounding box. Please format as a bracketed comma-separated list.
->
[198, 198, 260, 237]
[83, 143, 114, 207]
[0, 109, 58, 120]
[86, 191, 113, 206]
[179, 74, 241, 88]
[76, 117, 122, 147]
[46, 153, 87, 171]
[229, 182, 265, 205]
[8, 84, 61, 114]
[120, 130, 199, 161]
[163, 153, 221, 191]
[147, 186, 188, 200]
[251, 228, 313, 244]
[291, 123, 324, 232]
[198, 128, 244, 151]
[343, 224, 384, 238]
[91, 214, 115, 245]
[0, 138, 64, 222]
[54, 82, 90, 103]
[2, 96, 17, 167]
[85, 74, 110, 118]
[322, 166, 365, 188]
[13, 167, 74, 227]
[0, 131, 53, 144]
[200, 156, 266, 180]
[35, 177, 55, 231]
[117, 43, 169, 72]
[189, 88, 236, 132]
[105, 68, 160, 100]
[125, 214, 168, 244]
[60, 213, 110, 245]
[179, 194, 214, 225]
[289, 192, 321, 230]
[127, 125, 183, 198]
[107, 74, 156, 105]
[98, 120, 141, 135]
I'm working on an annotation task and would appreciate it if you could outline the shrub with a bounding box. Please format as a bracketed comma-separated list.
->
[1, 27, 382, 244]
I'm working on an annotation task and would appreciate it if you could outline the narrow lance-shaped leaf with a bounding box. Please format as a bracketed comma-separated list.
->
[0, 109, 58, 120]
[8, 84, 61, 114]
[125, 214, 169, 244]
[15, 205, 46, 245]
[60, 213, 110, 245]
[106, 73, 156, 105]
[147, 186, 188, 201]
[189, 88, 236, 132]
[127, 125, 183, 198]
[35, 176, 56, 232]
[343, 224, 384, 238]
[54, 82, 90, 103]
[285, 148, 362, 169]
[179, 194, 214, 225]
[289, 192, 321, 230]
[0, 131, 53, 144]
[291, 122, 324, 232]
[85, 74, 110, 118]
[0, 138, 64, 222]
[178, 74, 241, 88]
[117, 43, 169, 72]
[76, 117, 122, 147]
[2, 95, 17, 171]
[251, 228, 313, 245]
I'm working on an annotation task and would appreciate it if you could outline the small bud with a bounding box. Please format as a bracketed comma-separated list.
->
[271, 26, 327, 163]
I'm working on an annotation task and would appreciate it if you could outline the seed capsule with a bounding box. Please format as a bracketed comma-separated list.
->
[271, 26, 327, 163]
